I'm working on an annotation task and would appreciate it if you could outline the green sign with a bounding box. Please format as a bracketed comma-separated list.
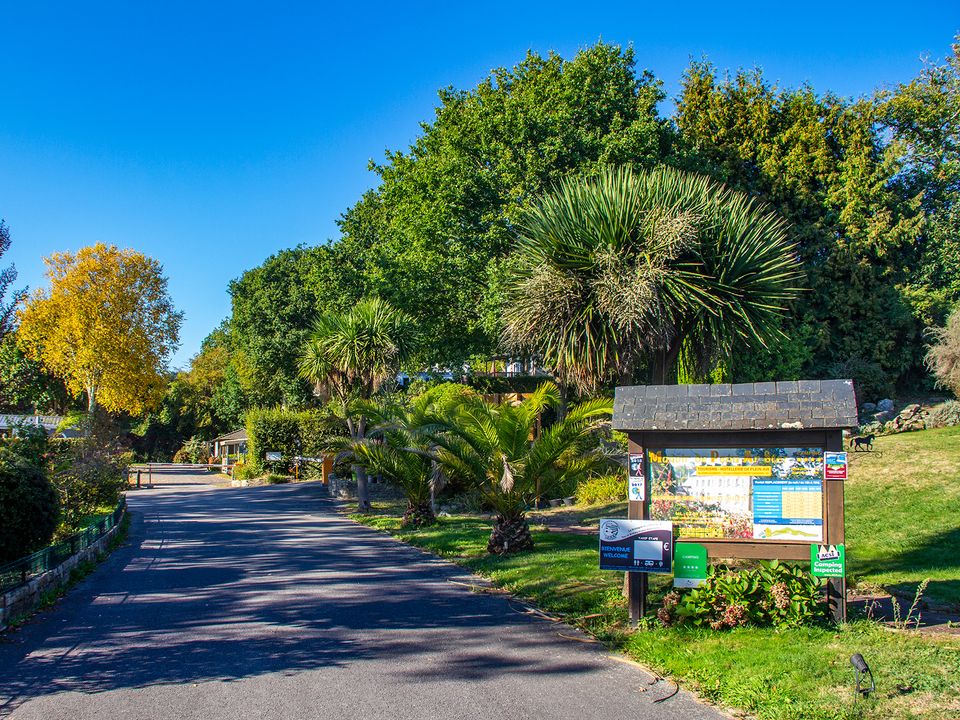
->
[811, 544, 845, 578]
[674, 543, 708, 588]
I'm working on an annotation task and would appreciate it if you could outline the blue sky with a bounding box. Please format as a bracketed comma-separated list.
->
[2, 2, 959, 369]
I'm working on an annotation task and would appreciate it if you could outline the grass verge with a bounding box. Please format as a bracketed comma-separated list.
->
[353, 506, 960, 720]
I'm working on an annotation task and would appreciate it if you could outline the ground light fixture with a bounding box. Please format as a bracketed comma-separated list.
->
[850, 653, 875, 700]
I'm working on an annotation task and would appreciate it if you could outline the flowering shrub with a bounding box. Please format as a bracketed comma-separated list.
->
[657, 560, 828, 629]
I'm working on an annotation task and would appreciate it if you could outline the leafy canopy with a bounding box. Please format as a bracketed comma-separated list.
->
[17, 243, 182, 414]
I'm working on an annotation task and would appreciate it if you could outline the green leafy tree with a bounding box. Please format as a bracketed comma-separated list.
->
[431, 383, 611, 554]
[299, 298, 417, 512]
[503, 165, 801, 392]
[229, 245, 364, 408]
[339, 43, 673, 366]
[676, 63, 920, 395]
[881, 36, 960, 328]
[0, 336, 72, 413]
[0, 220, 26, 338]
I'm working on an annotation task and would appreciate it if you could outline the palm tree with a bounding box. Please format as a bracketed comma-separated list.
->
[503, 165, 803, 392]
[431, 382, 611, 554]
[298, 298, 417, 512]
[342, 388, 458, 528]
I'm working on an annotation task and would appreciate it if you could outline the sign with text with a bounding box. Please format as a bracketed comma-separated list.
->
[811, 544, 845, 578]
[628, 453, 645, 501]
[673, 543, 708, 588]
[599, 519, 673, 573]
[823, 452, 848, 480]
[648, 447, 824, 542]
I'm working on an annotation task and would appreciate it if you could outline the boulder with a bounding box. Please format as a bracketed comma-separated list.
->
[873, 410, 895, 422]
[861, 402, 877, 413]
[877, 398, 895, 412]
[898, 403, 921, 419]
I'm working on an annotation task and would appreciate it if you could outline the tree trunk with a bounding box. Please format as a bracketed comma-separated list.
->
[651, 336, 684, 385]
[488, 514, 534, 555]
[355, 464, 371, 513]
[401, 501, 436, 529]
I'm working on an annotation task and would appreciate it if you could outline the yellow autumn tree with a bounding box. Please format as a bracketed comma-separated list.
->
[17, 243, 182, 415]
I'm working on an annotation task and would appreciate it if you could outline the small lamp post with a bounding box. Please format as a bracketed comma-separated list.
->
[851, 653, 875, 700]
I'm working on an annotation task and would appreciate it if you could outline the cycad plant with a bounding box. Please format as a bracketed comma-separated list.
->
[432, 382, 612, 554]
[503, 165, 802, 392]
[299, 297, 417, 512]
[343, 388, 459, 528]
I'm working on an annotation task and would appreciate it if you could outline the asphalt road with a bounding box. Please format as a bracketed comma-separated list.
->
[0, 472, 726, 720]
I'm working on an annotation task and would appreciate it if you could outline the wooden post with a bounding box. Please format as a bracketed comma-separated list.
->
[824, 429, 847, 623]
[627, 433, 650, 627]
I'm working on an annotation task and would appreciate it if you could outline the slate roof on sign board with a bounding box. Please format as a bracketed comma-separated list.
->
[612, 379, 858, 431]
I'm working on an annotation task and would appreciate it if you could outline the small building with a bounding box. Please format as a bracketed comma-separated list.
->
[0, 414, 66, 438]
[213, 429, 248, 461]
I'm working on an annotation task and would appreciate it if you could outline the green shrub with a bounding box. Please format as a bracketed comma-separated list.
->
[575, 473, 626, 504]
[232, 461, 259, 481]
[245, 407, 340, 477]
[659, 561, 828, 630]
[0, 461, 59, 563]
[173, 437, 209, 464]
[265, 474, 290, 484]
[52, 455, 125, 534]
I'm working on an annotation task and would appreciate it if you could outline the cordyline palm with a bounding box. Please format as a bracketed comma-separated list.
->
[503, 165, 803, 392]
[339, 388, 456, 528]
[431, 382, 611, 555]
[298, 297, 417, 512]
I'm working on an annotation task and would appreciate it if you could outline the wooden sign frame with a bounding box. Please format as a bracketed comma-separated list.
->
[626, 428, 846, 624]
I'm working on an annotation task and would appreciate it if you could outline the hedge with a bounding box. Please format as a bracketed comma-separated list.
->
[245, 408, 340, 476]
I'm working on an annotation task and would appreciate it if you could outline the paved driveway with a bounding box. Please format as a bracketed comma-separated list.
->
[0, 473, 725, 719]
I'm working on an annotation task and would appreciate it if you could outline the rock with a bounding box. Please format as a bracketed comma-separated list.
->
[861, 402, 877, 413]
[877, 398, 895, 412]
[859, 421, 883, 435]
[898, 403, 921, 418]
[873, 410, 895, 422]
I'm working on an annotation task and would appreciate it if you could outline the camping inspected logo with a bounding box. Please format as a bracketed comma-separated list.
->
[811, 543, 845, 578]
[816, 545, 840, 562]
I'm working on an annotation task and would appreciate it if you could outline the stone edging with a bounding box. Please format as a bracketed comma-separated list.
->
[0, 510, 126, 631]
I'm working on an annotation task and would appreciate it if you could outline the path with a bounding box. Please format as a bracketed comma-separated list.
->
[0, 471, 725, 719]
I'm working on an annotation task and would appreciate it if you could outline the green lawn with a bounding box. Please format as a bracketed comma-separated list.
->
[846, 426, 960, 609]
[352, 426, 960, 720]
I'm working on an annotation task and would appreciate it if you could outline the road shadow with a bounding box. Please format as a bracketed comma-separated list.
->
[0, 482, 601, 715]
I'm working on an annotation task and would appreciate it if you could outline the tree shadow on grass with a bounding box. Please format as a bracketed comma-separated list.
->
[852, 526, 960, 612]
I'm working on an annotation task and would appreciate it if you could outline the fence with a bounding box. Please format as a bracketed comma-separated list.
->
[0, 499, 126, 594]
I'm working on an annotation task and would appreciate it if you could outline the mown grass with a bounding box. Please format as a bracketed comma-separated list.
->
[353, 425, 960, 720]
[846, 426, 960, 608]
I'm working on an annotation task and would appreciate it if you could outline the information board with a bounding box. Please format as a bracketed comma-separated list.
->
[599, 519, 673, 573]
[647, 447, 824, 542]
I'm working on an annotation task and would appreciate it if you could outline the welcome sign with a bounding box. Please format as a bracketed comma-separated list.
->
[599, 519, 673, 573]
